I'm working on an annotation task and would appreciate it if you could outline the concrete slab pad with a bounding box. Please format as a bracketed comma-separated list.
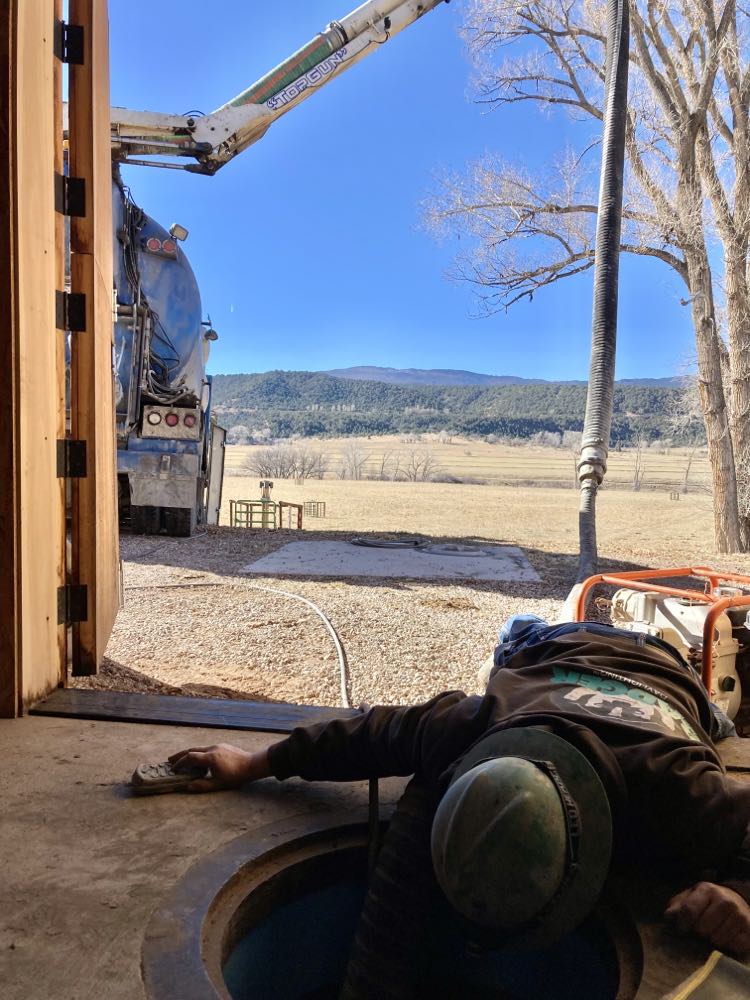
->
[241, 541, 540, 582]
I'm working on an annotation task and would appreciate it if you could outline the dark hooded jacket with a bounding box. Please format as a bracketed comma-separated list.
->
[267, 625, 750, 890]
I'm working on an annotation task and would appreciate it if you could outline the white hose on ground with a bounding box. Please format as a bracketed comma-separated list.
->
[123, 580, 352, 708]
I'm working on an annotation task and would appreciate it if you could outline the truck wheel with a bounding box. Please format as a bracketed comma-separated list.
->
[163, 506, 196, 537]
[117, 475, 131, 523]
[131, 505, 163, 535]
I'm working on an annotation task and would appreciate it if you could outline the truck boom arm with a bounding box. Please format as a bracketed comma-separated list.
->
[111, 0, 448, 174]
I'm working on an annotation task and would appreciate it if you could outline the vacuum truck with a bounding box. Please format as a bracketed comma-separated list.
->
[112, 176, 224, 536]
[110, 0, 449, 534]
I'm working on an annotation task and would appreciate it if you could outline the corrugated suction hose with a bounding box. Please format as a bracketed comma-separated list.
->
[575, 0, 630, 585]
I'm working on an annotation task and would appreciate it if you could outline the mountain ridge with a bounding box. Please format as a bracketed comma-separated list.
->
[322, 365, 684, 388]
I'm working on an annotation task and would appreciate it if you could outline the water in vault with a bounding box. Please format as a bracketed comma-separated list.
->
[223, 875, 619, 999]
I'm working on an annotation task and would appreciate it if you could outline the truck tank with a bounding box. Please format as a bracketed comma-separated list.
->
[112, 173, 223, 535]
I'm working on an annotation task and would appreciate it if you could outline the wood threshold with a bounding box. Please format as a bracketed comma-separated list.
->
[30, 687, 358, 734]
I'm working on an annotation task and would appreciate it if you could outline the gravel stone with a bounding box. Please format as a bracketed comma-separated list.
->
[72, 482, 750, 708]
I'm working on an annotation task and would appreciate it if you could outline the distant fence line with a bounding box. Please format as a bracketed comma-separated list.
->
[222, 467, 710, 493]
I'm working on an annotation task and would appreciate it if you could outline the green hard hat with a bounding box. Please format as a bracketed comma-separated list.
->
[431, 728, 612, 948]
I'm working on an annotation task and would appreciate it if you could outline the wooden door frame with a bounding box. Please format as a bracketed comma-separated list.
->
[0, 0, 21, 716]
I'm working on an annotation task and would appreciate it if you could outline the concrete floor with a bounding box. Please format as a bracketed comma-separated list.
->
[1, 714, 749, 999]
[0, 715, 404, 1000]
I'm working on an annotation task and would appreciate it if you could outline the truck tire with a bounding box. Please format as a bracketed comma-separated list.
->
[163, 506, 196, 537]
[131, 504, 163, 535]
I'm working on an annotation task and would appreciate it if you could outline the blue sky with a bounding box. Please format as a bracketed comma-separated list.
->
[109, 1, 695, 380]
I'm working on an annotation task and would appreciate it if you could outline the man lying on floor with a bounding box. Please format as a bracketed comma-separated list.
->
[169, 617, 750, 970]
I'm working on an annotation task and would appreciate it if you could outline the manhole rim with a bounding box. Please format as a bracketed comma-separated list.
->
[141, 808, 649, 1000]
[141, 811, 372, 1000]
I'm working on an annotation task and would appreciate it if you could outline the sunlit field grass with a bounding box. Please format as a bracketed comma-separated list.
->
[225, 435, 710, 491]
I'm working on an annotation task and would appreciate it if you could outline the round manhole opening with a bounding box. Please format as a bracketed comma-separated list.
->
[142, 818, 642, 1000]
[223, 847, 629, 1000]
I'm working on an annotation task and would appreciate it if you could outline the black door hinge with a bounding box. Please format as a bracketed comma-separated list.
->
[54, 21, 84, 65]
[55, 173, 86, 217]
[56, 290, 86, 332]
[57, 585, 88, 625]
[57, 439, 87, 479]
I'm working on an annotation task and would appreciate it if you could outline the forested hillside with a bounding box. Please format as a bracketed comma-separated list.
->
[211, 371, 699, 444]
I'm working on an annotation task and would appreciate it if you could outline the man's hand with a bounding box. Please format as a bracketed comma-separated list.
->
[665, 881, 750, 955]
[168, 744, 271, 793]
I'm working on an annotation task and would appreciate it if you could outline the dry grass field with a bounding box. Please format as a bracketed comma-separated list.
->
[83, 448, 750, 710]
[217, 476, 722, 565]
[225, 436, 711, 491]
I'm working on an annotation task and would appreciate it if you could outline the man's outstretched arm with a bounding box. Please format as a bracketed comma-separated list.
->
[169, 689, 492, 792]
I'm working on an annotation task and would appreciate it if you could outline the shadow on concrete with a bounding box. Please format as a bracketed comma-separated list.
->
[120, 525, 649, 604]
[71, 655, 282, 702]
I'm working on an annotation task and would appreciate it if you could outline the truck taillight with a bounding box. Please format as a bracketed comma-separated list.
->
[143, 236, 178, 258]
[141, 405, 201, 441]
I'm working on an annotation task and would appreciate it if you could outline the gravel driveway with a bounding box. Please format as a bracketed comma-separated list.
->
[73, 482, 750, 708]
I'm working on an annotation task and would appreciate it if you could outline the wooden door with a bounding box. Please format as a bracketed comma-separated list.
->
[0, 0, 119, 715]
[0, 0, 66, 714]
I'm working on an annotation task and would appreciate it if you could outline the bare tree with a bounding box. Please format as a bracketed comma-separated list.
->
[681, 445, 701, 493]
[250, 426, 273, 444]
[737, 452, 750, 514]
[339, 440, 368, 480]
[226, 424, 251, 445]
[371, 449, 397, 481]
[245, 444, 327, 479]
[426, 0, 748, 551]
[530, 430, 562, 448]
[295, 447, 328, 480]
[245, 445, 294, 479]
[668, 375, 706, 444]
[562, 430, 583, 451]
[563, 429, 583, 485]
[400, 448, 443, 482]
[631, 433, 648, 491]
